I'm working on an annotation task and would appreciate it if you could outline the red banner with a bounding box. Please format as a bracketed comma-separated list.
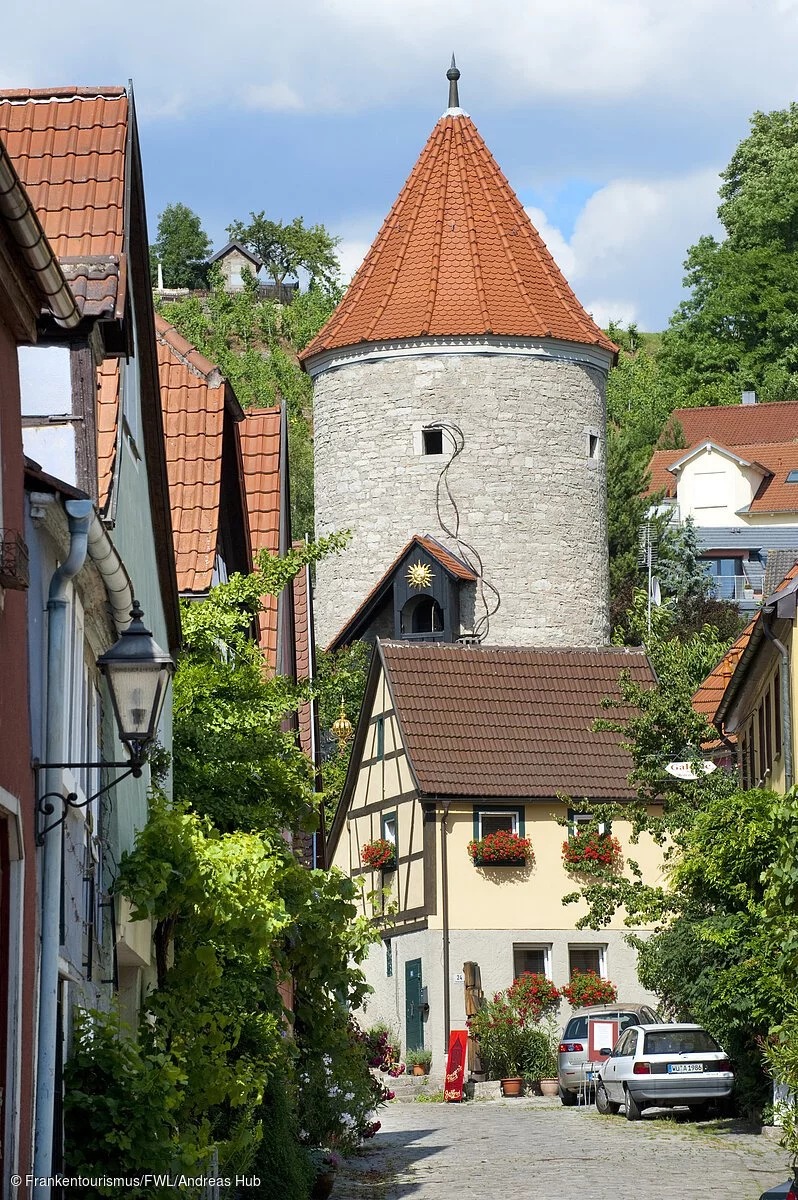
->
[443, 1029, 468, 1102]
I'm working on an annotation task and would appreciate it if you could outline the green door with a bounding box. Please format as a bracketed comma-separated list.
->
[405, 958, 424, 1051]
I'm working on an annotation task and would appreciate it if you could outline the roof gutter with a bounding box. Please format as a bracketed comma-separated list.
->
[0, 139, 80, 329]
[86, 511, 135, 632]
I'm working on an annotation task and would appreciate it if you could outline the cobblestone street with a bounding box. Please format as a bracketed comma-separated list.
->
[336, 1098, 790, 1199]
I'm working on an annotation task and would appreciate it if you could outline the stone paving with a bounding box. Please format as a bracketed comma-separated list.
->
[336, 1096, 790, 1199]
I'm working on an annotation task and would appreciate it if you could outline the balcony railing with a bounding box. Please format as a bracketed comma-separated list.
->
[707, 575, 762, 602]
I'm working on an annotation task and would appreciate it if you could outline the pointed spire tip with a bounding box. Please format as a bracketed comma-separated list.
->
[446, 54, 461, 109]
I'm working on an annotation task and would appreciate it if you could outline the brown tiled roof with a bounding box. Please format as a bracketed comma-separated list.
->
[645, 449, 678, 498]
[692, 621, 756, 729]
[659, 402, 798, 451]
[302, 114, 616, 361]
[328, 534, 477, 650]
[0, 89, 127, 318]
[380, 642, 655, 798]
[156, 315, 228, 594]
[240, 406, 281, 666]
[96, 357, 120, 510]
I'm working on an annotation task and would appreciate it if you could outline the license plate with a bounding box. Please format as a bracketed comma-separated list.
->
[667, 1063, 703, 1073]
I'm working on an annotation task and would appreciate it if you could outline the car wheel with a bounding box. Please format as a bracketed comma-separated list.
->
[625, 1089, 644, 1121]
[595, 1082, 620, 1115]
[559, 1086, 577, 1107]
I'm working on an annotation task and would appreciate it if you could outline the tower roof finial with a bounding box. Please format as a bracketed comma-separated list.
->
[446, 54, 461, 110]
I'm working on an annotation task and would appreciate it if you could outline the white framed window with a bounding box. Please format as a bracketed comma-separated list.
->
[568, 809, 608, 837]
[513, 943, 552, 980]
[382, 811, 397, 845]
[478, 810, 518, 838]
[568, 944, 607, 979]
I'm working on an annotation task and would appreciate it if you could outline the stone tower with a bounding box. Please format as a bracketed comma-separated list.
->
[302, 63, 615, 649]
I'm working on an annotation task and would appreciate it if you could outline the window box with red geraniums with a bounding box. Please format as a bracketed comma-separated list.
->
[361, 838, 396, 870]
[562, 830, 621, 871]
[468, 830, 533, 867]
[561, 971, 617, 1008]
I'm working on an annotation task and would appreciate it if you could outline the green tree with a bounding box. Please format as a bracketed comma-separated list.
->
[606, 426, 652, 629]
[152, 203, 212, 290]
[659, 103, 798, 407]
[227, 213, 341, 290]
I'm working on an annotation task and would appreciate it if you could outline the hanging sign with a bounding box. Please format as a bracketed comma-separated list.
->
[443, 1029, 468, 1102]
[665, 760, 717, 780]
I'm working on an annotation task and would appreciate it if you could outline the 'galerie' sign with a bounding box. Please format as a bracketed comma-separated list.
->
[443, 1029, 468, 1102]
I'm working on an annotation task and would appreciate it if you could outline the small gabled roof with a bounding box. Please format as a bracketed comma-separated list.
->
[666, 440, 771, 477]
[301, 90, 616, 362]
[156, 315, 248, 595]
[327, 534, 477, 651]
[0, 88, 128, 319]
[208, 240, 263, 270]
[239, 406, 282, 666]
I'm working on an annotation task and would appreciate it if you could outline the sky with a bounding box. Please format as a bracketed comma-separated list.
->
[5, 1, 798, 329]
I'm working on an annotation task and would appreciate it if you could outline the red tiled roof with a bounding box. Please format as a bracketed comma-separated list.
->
[646, 449, 678, 498]
[96, 357, 119, 510]
[240, 407, 281, 667]
[692, 621, 756, 728]
[156, 315, 228, 594]
[381, 643, 655, 798]
[660, 402, 798, 451]
[0, 89, 128, 318]
[302, 114, 616, 361]
[328, 534, 477, 650]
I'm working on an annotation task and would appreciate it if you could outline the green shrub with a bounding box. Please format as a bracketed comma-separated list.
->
[251, 1074, 313, 1200]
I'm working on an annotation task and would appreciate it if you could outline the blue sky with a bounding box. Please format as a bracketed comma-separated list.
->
[5, 0, 798, 329]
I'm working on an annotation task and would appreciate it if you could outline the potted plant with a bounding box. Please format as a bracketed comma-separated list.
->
[562, 830, 622, 871]
[361, 837, 396, 871]
[561, 970, 618, 1008]
[306, 1149, 340, 1200]
[406, 1047, 432, 1076]
[468, 829, 533, 867]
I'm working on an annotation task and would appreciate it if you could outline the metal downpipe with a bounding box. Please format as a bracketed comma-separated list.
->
[33, 499, 93, 1196]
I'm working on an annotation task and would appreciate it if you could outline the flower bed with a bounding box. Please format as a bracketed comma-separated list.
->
[562, 830, 621, 870]
[361, 838, 396, 869]
[468, 830, 533, 866]
[561, 970, 617, 1007]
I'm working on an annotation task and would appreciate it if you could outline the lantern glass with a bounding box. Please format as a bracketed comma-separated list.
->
[96, 601, 174, 761]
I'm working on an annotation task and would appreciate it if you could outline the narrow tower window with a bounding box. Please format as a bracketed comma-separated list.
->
[588, 433, 599, 459]
[422, 428, 444, 455]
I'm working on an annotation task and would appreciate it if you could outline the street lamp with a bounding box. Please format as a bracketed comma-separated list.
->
[35, 600, 175, 842]
[96, 600, 174, 763]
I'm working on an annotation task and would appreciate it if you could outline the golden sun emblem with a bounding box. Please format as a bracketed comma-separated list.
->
[406, 560, 434, 589]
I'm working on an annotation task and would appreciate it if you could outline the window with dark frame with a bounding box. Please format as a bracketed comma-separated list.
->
[568, 945, 605, 978]
[775, 670, 783, 756]
[747, 729, 755, 789]
[758, 704, 767, 781]
[765, 687, 773, 774]
[740, 731, 750, 789]
[376, 716, 385, 761]
[422, 427, 444, 456]
[513, 944, 550, 980]
[385, 938, 393, 978]
[382, 811, 397, 845]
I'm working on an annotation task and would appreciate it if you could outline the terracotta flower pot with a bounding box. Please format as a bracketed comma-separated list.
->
[412, 1064, 428, 1076]
[539, 1078, 559, 1097]
[311, 1170, 336, 1200]
[500, 1076, 524, 1097]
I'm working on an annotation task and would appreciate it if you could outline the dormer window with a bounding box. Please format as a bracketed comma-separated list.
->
[401, 594, 444, 636]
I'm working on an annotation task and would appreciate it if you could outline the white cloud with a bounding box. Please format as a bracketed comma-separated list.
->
[526, 169, 722, 329]
[3, 0, 798, 118]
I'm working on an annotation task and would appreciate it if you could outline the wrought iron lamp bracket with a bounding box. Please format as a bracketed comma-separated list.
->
[33, 758, 143, 845]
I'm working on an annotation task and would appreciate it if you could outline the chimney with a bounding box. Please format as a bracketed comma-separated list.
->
[741, 390, 757, 406]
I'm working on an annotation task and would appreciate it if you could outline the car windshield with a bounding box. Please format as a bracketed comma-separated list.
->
[643, 1030, 720, 1055]
[564, 1012, 640, 1040]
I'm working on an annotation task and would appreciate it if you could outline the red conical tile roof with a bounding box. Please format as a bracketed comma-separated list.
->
[302, 112, 615, 361]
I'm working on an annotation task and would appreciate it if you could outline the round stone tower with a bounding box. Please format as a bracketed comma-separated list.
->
[302, 63, 615, 649]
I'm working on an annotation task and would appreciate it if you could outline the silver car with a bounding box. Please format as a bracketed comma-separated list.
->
[557, 1003, 657, 1105]
[596, 1023, 734, 1120]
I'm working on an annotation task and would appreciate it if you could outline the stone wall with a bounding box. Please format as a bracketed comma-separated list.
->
[313, 350, 610, 648]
